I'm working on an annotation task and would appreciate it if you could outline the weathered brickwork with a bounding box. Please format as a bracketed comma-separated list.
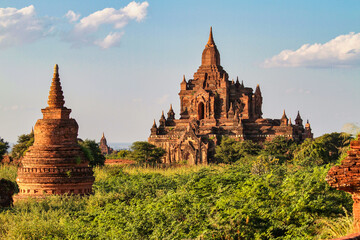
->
[327, 135, 360, 232]
[149, 28, 313, 164]
[14, 65, 94, 201]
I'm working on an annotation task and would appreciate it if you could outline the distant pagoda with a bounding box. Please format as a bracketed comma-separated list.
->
[14, 65, 94, 200]
[99, 132, 113, 155]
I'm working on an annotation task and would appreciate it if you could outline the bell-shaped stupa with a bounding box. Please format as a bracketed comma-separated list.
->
[14, 65, 94, 200]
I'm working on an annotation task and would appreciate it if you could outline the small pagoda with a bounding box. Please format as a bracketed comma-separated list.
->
[14, 64, 94, 200]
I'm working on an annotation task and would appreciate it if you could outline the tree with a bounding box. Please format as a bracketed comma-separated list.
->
[11, 132, 34, 160]
[79, 139, 106, 167]
[0, 137, 9, 160]
[262, 136, 297, 161]
[215, 137, 261, 163]
[293, 132, 352, 166]
[129, 141, 166, 164]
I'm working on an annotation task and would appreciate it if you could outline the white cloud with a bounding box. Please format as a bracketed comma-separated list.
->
[95, 32, 124, 49]
[0, 5, 52, 48]
[66, 1, 149, 48]
[263, 32, 360, 68]
[65, 10, 80, 22]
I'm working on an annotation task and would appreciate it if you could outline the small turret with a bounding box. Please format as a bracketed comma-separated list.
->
[159, 111, 166, 127]
[304, 120, 313, 139]
[235, 76, 240, 88]
[295, 111, 303, 126]
[281, 110, 289, 126]
[167, 104, 175, 120]
[151, 119, 158, 135]
[255, 84, 261, 95]
[181, 75, 187, 90]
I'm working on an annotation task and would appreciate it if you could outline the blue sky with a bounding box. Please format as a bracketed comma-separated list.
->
[0, 0, 359, 143]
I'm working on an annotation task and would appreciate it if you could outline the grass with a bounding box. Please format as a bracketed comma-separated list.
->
[315, 208, 356, 239]
[0, 164, 17, 182]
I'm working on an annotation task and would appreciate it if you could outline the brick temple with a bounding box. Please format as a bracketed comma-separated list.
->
[149, 28, 313, 165]
[14, 65, 94, 200]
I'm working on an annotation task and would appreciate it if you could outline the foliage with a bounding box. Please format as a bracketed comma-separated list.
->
[0, 137, 9, 160]
[0, 132, 355, 239]
[11, 132, 34, 160]
[79, 139, 106, 167]
[215, 137, 261, 163]
[129, 141, 166, 164]
[106, 150, 131, 159]
[294, 132, 352, 166]
[262, 136, 298, 161]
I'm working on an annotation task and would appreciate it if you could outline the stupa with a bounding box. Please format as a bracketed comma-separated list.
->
[14, 64, 94, 200]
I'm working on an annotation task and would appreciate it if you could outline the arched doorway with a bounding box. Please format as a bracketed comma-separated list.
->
[198, 102, 204, 120]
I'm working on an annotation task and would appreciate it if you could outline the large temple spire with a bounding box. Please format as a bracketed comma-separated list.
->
[201, 27, 220, 66]
[207, 26, 215, 46]
[47, 64, 65, 108]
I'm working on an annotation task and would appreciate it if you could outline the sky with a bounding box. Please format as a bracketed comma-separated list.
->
[0, 0, 359, 144]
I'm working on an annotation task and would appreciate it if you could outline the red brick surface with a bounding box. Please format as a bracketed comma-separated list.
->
[14, 65, 94, 201]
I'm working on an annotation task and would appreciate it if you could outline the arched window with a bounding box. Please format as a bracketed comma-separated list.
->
[198, 102, 205, 120]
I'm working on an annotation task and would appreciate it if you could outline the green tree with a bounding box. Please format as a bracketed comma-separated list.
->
[294, 132, 352, 166]
[0, 137, 9, 160]
[129, 141, 166, 164]
[79, 139, 106, 167]
[215, 137, 261, 163]
[262, 136, 297, 160]
[11, 132, 34, 160]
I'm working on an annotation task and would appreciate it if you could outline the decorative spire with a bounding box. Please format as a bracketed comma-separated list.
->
[167, 104, 175, 120]
[102, 132, 105, 138]
[31, 127, 34, 135]
[241, 80, 244, 88]
[207, 26, 215, 46]
[159, 111, 166, 126]
[296, 111, 301, 120]
[255, 84, 261, 95]
[47, 64, 65, 108]
[281, 110, 288, 119]
[152, 119, 157, 128]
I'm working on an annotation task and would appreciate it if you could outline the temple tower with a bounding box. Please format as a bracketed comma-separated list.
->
[14, 65, 94, 200]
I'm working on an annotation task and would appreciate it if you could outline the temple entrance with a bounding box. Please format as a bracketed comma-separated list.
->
[198, 102, 204, 120]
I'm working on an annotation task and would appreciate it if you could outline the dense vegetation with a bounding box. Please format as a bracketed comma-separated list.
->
[0, 133, 355, 239]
